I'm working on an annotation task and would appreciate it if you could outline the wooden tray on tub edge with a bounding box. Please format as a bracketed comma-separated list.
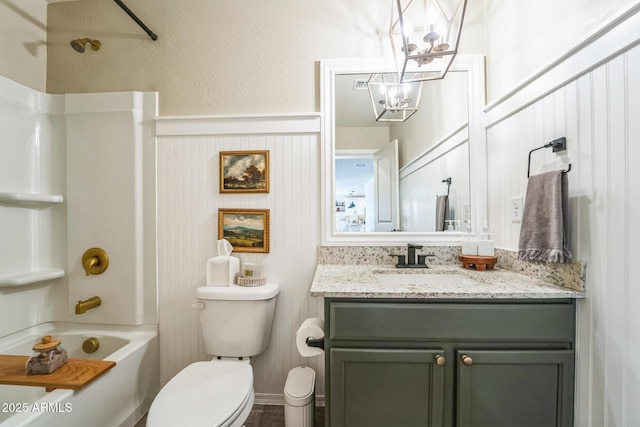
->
[0, 355, 115, 391]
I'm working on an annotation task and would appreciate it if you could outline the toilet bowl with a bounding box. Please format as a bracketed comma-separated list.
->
[147, 360, 254, 427]
[147, 283, 279, 427]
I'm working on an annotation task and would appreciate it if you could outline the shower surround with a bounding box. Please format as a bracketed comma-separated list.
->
[0, 74, 157, 342]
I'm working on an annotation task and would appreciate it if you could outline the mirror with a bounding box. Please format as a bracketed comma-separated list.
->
[334, 71, 468, 233]
[321, 56, 487, 245]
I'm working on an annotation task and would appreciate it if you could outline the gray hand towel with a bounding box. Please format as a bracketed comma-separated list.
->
[435, 195, 449, 232]
[518, 170, 572, 263]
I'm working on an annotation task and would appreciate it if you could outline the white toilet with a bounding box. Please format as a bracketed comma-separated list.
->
[147, 283, 280, 427]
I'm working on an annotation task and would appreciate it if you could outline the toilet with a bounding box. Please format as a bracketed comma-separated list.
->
[147, 283, 280, 427]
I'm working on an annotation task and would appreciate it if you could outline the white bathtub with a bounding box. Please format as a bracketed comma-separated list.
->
[0, 322, 159, 427]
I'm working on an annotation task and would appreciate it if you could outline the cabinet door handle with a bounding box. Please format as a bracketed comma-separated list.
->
[435, 354, 446, 366]
[461, 354, 473, 366]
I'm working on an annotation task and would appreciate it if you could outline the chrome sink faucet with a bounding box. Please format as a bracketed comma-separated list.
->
[391, 244, 434, 268]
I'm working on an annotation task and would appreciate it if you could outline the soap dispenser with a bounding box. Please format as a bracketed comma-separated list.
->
[461, 221, 478, 256]
[477, 221, 495, 256]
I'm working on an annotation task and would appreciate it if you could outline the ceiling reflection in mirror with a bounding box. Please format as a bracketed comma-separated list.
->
[334, 70, 469, 233]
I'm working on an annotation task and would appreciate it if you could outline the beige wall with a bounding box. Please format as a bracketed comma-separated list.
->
[0, 1, 47, 91]
[483, 0, 636, 103]
[4, 1, 633, 113]
[336, 126, 389, 151]
[45, 0, 486, 116]
[46, 0, 394, 115]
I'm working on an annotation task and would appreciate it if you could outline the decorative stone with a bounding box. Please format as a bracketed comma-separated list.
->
[25, 336, 68, 375]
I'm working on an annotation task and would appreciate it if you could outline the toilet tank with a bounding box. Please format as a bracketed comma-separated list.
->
[196, 283, 279, 358]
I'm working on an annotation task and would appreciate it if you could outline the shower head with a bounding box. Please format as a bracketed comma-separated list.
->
[70, 38, 101, 53]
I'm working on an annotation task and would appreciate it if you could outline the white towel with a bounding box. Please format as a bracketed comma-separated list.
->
[518, 170, 572, 263]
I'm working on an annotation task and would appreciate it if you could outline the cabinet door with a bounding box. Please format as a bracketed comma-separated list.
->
[456, 350, 574, 427]
[330, 348, 445, 427]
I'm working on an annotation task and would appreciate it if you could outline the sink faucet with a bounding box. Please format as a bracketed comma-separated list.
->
[407, 243, 422, 265]
[391, 244, 434, 268]
[75, 296, 101, 314]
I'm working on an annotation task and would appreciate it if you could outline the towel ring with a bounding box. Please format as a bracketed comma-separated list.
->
[527, 137, 572, 178]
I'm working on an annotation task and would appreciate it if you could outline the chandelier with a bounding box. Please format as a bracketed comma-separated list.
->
[389, 0, 467, 83]
[367, 73, 422, 122]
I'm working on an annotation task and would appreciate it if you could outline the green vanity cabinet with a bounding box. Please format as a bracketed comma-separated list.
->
[324, 299, 576, 427]
[455, 349, 575, 427]
[330, 347, 446, 426]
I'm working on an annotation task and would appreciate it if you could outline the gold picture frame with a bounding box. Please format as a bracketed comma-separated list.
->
[220, 150, 269, 193]
[218, 208, 270, 253]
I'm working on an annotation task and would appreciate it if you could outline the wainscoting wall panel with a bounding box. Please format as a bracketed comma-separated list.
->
[485, 8, 640, 425]
[156, 115, 324, 401]
[399, 127, 469, 232]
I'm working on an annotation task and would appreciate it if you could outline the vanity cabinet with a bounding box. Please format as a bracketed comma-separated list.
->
[324, 299, 575, 427]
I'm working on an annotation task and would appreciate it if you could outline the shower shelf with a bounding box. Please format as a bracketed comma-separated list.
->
[0, 269, 65, 288]
[0, 192, 63, 208]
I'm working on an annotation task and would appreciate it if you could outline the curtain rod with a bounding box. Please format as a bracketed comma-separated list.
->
[113, 0, 157, 41]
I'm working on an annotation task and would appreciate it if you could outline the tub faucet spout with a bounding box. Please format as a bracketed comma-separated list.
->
[75, 296, 101, 314]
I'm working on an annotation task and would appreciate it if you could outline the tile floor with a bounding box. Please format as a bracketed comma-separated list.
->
[135, 404, 325, 427]
[245, 404, 324, 426]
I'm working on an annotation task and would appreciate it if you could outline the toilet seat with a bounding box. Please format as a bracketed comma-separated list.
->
[147, 360, 254, 427]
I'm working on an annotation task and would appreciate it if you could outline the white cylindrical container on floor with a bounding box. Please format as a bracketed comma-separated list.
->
[284, 366, 315, 427]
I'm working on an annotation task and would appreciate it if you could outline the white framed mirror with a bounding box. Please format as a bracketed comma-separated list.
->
[320, 55, 487, 245]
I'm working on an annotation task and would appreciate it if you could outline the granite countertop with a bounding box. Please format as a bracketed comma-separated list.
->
[310, 264, 586, 299]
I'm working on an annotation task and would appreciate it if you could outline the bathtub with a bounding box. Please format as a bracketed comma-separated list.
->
[0, 322, 158, 427]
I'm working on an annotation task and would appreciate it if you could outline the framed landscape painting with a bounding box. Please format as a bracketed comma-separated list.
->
[220, 150, 269, 193]
[218, 208, 270, 253]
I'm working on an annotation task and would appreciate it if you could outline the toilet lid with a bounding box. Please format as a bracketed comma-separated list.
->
[147, 361, 253, 427]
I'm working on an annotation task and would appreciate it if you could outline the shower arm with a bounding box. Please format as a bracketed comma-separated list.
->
[113, 0, 157, 41]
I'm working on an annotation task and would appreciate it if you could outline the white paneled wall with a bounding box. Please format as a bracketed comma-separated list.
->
[156, 116, 324, 401]
[485, 9, 640, 425]
[399, 126, 470, 232]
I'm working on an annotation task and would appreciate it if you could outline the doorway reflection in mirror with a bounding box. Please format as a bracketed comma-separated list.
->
[335, 158, 372, 232]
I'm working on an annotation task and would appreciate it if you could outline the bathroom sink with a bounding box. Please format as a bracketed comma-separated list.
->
[373, 272, 481, 286]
